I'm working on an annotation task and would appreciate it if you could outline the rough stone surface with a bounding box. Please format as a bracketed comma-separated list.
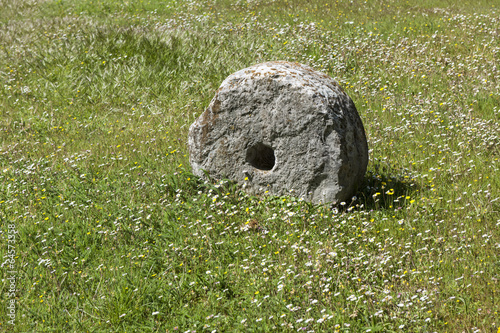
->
[188, 61, 368, 204]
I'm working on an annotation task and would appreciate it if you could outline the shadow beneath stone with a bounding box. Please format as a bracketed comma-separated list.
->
[350, 161, 420, 212]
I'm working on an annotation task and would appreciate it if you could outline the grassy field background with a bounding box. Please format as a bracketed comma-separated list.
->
[0, 0, 499, 331]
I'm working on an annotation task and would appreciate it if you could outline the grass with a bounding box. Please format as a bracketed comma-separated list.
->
[0, 0, 499, 332]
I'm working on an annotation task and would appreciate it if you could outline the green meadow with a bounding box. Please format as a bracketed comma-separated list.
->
[0, 0, 499, 331]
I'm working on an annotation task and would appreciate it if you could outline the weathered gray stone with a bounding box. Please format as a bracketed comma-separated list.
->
[188, 61, 368, 204]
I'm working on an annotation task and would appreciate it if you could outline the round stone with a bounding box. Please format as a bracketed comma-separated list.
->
[188, 61, 369, 204]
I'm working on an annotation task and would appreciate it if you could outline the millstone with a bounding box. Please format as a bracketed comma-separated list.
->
[188, 61, 368, 204]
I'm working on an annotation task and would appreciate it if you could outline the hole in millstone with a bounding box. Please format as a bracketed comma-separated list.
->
[246, 142, 276, 171]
